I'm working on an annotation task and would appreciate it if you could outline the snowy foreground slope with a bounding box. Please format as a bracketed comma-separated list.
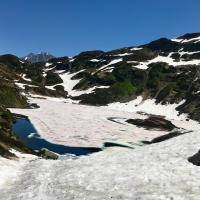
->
[1, 133, 200, 199]
[1, 97, 200, 199]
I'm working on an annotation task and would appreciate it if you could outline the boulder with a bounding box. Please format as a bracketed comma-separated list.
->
[126, 116, 176, 131]
[39, 148, 59, 160]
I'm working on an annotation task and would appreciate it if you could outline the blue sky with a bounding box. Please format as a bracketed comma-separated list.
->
[0, 0, 199, 57]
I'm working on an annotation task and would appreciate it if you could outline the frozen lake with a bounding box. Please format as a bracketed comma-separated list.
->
[12, 118, 101, 155]
[10, 98, 172, 148]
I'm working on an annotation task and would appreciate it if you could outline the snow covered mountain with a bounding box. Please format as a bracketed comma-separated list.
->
[6, 32, 200, 122]
[21, 52, 55, 63]
[1, 33, 200, 199]
[0, 32, 200, 156]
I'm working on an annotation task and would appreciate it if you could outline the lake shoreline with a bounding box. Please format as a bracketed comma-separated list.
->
[12, 117, 102, 157]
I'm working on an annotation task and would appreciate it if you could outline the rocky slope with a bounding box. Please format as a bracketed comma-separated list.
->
[0, 56, 31, 157]
[0, 106, 32, 158]
[11, 32, 200, 121]
[1, 32, 200, 199]
[21, 52, 54, 63]
[0, 33, 200, 150]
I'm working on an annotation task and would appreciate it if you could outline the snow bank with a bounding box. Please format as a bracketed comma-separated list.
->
[0, 150, 36, 189]
[106, 96, 187, 120]
[21, 74, 32, 82]
[112, 52, 133, 57]
[2, 131, 200, 199]
[90, 59, 106, 62]
[59, 70, 103, 96]
[96, 58, 123, 73]
[171, 36, 200, 43]
[151, 55, 200, 66]
[130, 54, 200, 70]
[130, 47, 143, 51]
[0, 157, 20, 189]
[4, 97, 200, 199]
[45, 62, 52, 67]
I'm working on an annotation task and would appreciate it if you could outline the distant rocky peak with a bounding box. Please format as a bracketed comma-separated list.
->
[22, 52, 55, 63]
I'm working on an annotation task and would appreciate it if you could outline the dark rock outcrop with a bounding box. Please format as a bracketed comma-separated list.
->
[0, 106, 33, 158]
[22, 52, 55, 63]
[38, 148, 59, 160]
[188, 150, 200, 166]
[126, 116, 176, 131]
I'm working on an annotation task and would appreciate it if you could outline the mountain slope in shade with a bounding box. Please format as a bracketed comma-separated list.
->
[21, 52, 55, 63]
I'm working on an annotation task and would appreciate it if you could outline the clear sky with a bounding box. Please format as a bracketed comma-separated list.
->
[0, 0, 199, 57]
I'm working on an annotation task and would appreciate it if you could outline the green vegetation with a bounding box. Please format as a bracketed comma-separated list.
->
[0, 106, 32, 158]
[0, 84, 28, 108]
[76, 80, 135, 105]
[45, 71, 63, 86]
[25, 86, 68, 98]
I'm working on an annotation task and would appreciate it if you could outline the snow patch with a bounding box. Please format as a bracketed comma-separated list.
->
[112, 52, 133, 57]
[45, 63, 52, 67]
[130, 54, 200, 70]
[95, 58, 123, 74]
[130, 47, 143, 51]
[106, 96, 187, 121]
[171, 36, 200, 43]
[90, 59, 105, 62]
[0, 150, 36, 189]
[22, 74, 32, 82]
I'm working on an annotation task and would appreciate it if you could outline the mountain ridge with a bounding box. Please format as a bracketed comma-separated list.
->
[0, 32, 200, 122]
[21, 52, 55, 63]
